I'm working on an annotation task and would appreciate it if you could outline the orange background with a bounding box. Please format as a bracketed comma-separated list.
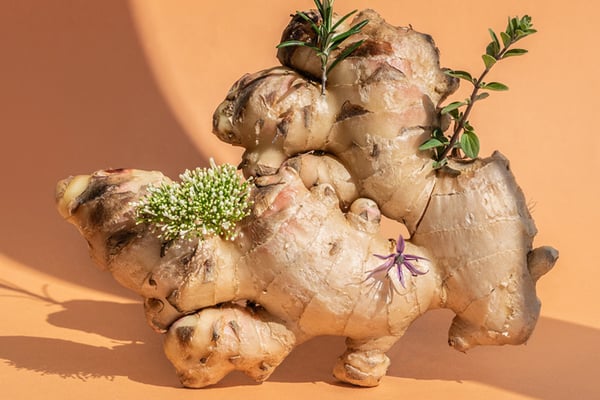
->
[1, 1, 598, 399]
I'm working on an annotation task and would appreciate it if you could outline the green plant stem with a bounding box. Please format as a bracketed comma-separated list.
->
[437, 44, 514, 162]
[321, 63, 328, 95]
[438, 70, 489, 161]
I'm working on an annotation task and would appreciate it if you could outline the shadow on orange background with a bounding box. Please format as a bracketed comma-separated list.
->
[1, 1, 598, 399]
[0, 1, 205, 297]
[0, 284, 597, 399]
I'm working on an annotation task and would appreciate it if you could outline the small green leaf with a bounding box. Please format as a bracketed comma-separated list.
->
[432, 127, 448, 141]
[432, 158, 448, 169]
[332, 9, 359, 31]
[331, 20, 369, 47]
[488, 28, 500, 48]
[481, 81, 509, 91]
[277, 40, 310, 49]
[500, 31, 511, 47]
[448, 108, 461, 120]
[445, 70, 474, 83]
[296, 11, 320, 34]
[419, 138, 446, 150]
[509, 17, 519, 33]
[503, 48, 528, 58]
[313, 0, 325, 16]
[520, 15, 532, 28]
[482, 54, 497, 69]
[328, 40, 363, 73]
[475, 92, 490, 101]
[460, 131, 480, 159]
[463, 120, 474, 132]
[441, 101, 466, 115]
[486, 41, 500, 57]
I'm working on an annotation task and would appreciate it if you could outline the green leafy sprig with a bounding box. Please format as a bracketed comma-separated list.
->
[420, 16, 537, 169]
[134, 160, 252, 241]
[277, 0, 368, 95]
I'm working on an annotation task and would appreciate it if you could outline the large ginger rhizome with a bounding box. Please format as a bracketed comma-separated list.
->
[56, 6, 556, 389]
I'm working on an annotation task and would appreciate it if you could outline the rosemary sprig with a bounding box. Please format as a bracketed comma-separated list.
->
[277, 0, 368, 95]
[420, 16, 537, 169]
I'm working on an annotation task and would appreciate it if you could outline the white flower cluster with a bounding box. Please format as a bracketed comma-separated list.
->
[135, 160, 252, 241]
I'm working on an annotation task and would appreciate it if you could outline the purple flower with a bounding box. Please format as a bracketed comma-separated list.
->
[367, 235, 428, 291]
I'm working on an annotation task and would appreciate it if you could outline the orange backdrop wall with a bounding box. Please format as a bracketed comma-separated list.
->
[1, 1, 597, 399]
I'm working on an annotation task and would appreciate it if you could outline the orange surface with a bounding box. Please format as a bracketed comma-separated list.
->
[1, 1, 598, 399]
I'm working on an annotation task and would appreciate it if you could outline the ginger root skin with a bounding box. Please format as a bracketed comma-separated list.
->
[213, 9, 458, 230]
[56, 167, 439, 387]
[164, 304, 295, 388]
[56, 164, 555, 387]
[412, 152, 553, 351]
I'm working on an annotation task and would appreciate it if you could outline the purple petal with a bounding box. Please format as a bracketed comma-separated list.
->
[366, 259, 394, 279]
[403, 261, 427, 276]
[396, 265, 406, 288]
[396, 235, 406, 253]
[374, 253, 394, 260]
[381, 258, 395, 270]
[404, 254, 429, 262]
[367, 235, 430, 294]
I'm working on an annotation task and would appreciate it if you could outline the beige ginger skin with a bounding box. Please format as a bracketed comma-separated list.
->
[56, 164, 555, 387]
[213, 9, 458, 231]
[56, 167, 438, 386]
[55, 7, 557, 389]
[212, 8, 559, 351]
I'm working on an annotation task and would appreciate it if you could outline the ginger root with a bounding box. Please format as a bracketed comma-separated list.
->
[164, 304, 295, 387]
[214, 9, 457, 230]
[56, 164, 555, 387]
[56, 6, 557, 389]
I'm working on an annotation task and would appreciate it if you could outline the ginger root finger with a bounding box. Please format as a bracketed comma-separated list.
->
[213, 9, 457, 228]
[283, 153, 359, 211]
[527, 246, 558, 282]
[412, 153, 557, 351]
[164, 305, 295, 388]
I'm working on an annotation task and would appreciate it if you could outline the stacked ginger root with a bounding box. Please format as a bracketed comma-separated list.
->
[56, 8, 557, 388]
